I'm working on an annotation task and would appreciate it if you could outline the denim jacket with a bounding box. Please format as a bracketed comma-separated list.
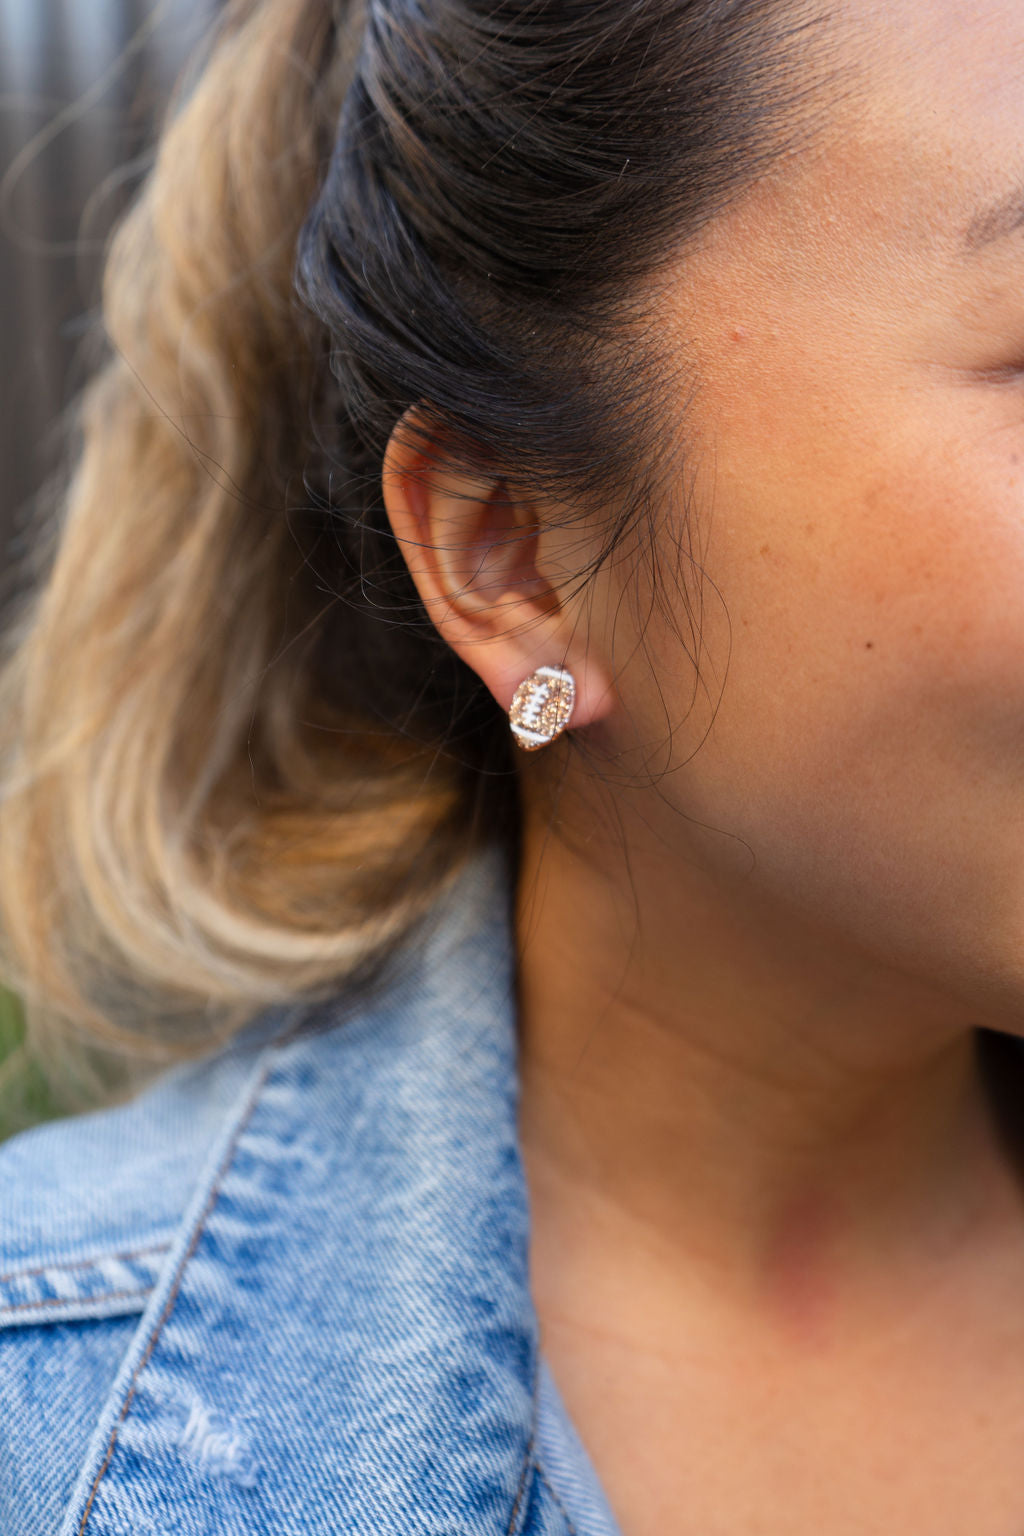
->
[0, 844, 621, 1536]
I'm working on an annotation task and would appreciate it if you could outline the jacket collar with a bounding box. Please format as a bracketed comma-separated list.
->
[52, 840, 550, 1533]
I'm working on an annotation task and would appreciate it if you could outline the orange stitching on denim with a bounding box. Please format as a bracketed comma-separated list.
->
[0, 1242, 170, 1287]
[532, 1455, 580, 1536]
[506, 1348, 541, 1536]
[1, 1286, 153, 1316]
[76, 1059, 274, 1536]
[506, 1433, 536, 1536]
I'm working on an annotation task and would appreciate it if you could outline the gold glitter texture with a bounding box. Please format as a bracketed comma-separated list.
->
[508, 666, 576, 751]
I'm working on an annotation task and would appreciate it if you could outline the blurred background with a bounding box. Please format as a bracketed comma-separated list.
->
[0, 0, 219, 560]
[0, 0, 219, 1125]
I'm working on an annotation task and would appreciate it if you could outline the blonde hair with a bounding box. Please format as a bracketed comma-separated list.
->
[0, 0, 821, 1094]
[0, 0, 486, 1077]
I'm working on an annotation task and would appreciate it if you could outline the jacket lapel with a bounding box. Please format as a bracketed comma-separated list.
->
[60, 845, 555, 1535]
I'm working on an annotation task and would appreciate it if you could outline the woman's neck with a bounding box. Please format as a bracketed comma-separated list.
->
[515, 792, 1024, 1336]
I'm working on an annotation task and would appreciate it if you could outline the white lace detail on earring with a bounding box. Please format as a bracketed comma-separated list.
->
[508, 666, 576, 751]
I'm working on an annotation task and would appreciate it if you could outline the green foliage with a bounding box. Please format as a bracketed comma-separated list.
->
[0, 989, 61, 1142]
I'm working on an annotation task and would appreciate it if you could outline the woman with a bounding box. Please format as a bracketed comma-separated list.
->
[2, 0, 1024, 1529]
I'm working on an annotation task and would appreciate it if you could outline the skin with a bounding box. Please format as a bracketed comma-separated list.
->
[382, 0, 1024, 1529]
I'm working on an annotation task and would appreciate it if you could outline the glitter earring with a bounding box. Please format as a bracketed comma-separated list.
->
[508, 665, 576, 751]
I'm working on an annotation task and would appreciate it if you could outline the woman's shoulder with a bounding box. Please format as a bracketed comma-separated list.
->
[0, 1019, 282, 1328]
[0, 845, 566, 1536]
[0, 842, 518, 1299]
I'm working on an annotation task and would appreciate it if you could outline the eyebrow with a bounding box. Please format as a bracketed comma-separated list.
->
[964, 184, 1024, 252]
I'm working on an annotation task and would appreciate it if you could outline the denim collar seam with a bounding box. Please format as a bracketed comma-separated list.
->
[74, 1054, 275, 1536]
[0, 1240, 171, 1288]
[530, 1453, 581, 1536]
[506, 1430, 537, 1536]
[0, 1285, 153, 1320]
[505, 1350, 546, 1536]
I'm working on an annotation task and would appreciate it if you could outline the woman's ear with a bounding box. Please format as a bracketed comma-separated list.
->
[381, 410, 614, 731]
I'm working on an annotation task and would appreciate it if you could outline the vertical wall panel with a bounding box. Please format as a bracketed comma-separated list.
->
[0, 0, 219, 570]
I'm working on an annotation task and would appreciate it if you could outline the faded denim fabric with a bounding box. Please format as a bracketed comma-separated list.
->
[536, 1361, 622, 1536]
[0, 843, 622, 1536]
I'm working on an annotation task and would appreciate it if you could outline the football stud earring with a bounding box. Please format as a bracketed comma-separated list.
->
[508, 665, 576, 751]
